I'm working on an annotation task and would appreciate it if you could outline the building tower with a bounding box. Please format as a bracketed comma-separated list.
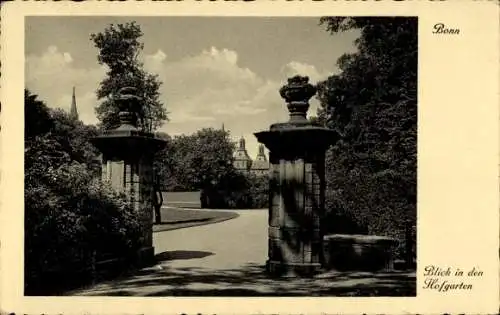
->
[233, 136, 252, 172]
[70, 86, 79, 120]
[250, 144, 270, 177]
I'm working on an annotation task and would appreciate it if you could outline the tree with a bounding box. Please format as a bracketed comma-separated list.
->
[25, 90, 54, 139]
[317, 17, 417, 259]
[50, 109, 100, 170]
[160, 128, 236, 191]
[154, 128, 270, 209]
[154, 128, 260, 208]
[187, 128, 236, 190]
[153, 133, 176, 190]
[90, 22, 167, 132]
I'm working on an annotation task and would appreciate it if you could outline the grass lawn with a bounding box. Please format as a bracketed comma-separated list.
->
[163, 191, 201, 209]
[153, 207, 239, 232]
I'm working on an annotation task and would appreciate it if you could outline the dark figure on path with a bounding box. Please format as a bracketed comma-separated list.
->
[153, 180, 163, 224]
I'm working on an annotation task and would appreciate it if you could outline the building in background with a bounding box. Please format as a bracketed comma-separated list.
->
[233, 137, 269, 176]
[233, 136, 252, 172]
[250, 144, 269, 177]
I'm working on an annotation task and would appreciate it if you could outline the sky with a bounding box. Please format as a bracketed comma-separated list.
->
[25, 16, 359, 158]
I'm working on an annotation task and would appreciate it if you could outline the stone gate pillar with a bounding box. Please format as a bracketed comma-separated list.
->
[254, 76, 339, 276]
[91, 87, 166, 266]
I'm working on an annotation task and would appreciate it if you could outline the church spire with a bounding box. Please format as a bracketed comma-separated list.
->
[239, 136, 246, 150]
[70, 86, 78, 120]
[258, 144, 265, 156]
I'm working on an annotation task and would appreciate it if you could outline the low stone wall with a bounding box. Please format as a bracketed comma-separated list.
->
[323, 234, 399, 272]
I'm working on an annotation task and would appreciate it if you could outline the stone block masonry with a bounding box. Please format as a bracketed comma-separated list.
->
[91, 87, 166, 267]
[255, 76, 339, 276]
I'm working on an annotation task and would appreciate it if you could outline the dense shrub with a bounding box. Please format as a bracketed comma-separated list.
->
[246, 174, 269, 209]
[317, 18, 417, 263]
[201, 173, 269, 209]
[25, 164, 143, 294]
[322, 142, 416, 260]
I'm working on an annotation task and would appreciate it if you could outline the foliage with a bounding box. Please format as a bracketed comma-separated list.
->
[25, 89, 53, 138]
[51, 109, 100, 169]
[317, 17, 417, 259]
[24, 90, 142, 294]
[154, 128, 268, 209]
[155, 128, 236, 192]
[201, 172, 268, 209]
[90, 22, 167, 132]
[152, 132, 174, 190]
[245, 174, 269, 209]
[200, 169, 249, 209]
[25, 90, 100, 171]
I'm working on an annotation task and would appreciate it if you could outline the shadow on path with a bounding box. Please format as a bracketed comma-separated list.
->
[68, 262, 416, 297]
[153, 208, 239, 232]
[155, 250, 214, 262]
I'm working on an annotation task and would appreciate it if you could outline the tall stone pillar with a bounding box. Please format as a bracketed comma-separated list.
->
[91, 87, 166, 266]
[255, 76, 339, 276]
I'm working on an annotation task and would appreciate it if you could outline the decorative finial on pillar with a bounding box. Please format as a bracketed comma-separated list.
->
[115, 86, 142, 130]
[279, 75, 317, 122]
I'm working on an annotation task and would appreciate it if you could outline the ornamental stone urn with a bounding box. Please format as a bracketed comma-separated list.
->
[91, 86, 166, 266]
[254, 76, 340, 276]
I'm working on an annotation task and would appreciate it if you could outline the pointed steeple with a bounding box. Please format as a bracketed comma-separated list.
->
[250, 143, 269, 174]
[221, 123, 225, 132]
[233, 136, 252, 172]
[258, 144, 266, 158]
[239, 136, 246, 150]
[70, 86, 78, 120]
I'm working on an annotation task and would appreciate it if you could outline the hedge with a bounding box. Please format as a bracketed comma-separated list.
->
[25, 148, 143, 295]
[201, 173, 268, 209]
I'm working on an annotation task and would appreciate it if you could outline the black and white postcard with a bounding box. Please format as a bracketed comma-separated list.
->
[1, 1, 499, 314]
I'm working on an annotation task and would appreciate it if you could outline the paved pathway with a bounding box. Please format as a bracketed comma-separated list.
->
[153, 208, 267, 270]
[67, 208, 416, 296]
